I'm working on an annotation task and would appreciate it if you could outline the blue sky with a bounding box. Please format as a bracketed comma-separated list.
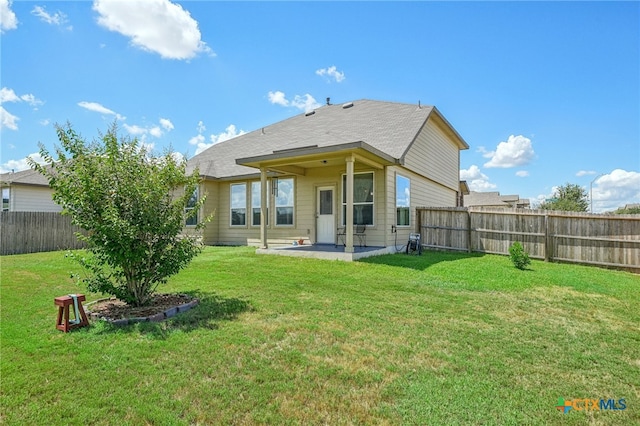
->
[1, 0, 638, 212]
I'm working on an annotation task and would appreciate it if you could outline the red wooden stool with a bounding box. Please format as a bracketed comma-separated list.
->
[54, 294, 89, 332]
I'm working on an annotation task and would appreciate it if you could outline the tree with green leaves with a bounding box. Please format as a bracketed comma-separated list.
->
[539, 183, 589, 212]
[29, 122, 209, 306]
[614, 206, 640, 215]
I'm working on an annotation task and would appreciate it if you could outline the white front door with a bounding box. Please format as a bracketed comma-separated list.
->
[316, 186, 335, 244]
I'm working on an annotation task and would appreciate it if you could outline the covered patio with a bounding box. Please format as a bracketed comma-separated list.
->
[256, 243, 394, 262]
[237, 141, 398, 255]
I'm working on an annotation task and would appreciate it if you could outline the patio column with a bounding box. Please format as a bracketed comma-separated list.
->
[345, 155, 354, 253]
[260, 167, 268, 249]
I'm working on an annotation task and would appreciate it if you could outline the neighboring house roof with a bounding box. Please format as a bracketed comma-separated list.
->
[0, 167, 50, 187]
[464, 191, 530, 208]
[188, 99, 469, 179]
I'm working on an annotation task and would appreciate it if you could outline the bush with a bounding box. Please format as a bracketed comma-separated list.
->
[30, 122, 210, 306]
[509, 241, 531, 270]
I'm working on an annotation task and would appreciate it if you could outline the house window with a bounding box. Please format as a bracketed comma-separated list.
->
[342, 172, 374, 225]
[275, 177, 294, 226]
[2, 188, 9, 212]
[396, 174, 411, 226]
[251, 181, 268, 226]
[185, 188, 198, 226]
[230, 183, 247, 226]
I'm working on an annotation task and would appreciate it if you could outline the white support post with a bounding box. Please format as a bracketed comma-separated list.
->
[345, 155, 354, 253]
[260, 167, 268, 249]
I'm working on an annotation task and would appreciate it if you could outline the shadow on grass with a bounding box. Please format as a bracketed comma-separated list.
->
[358, 249, 487, 271]
[91, 290, 253, 339]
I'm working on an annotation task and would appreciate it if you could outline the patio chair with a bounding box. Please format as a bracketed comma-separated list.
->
[335, 224, 367, 247]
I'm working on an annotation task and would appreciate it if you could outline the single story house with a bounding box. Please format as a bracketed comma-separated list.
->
[0, 168, 60, 212]
[186, 99, 470, 254]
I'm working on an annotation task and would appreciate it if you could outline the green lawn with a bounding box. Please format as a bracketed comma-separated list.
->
[1, 247, 638, 425]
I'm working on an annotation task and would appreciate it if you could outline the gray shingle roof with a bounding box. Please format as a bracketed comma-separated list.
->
[0, 167, 50, 186]
[187, 99, 467, 179]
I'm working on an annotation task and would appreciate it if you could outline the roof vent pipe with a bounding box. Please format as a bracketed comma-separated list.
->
[326, 97, 331, 105]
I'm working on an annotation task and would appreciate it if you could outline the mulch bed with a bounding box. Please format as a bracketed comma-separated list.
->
[86, 293, 198, 324]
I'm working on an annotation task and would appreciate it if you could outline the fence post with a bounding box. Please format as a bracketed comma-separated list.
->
[544, 212, 551, 262]
[466, 208, 472, 253]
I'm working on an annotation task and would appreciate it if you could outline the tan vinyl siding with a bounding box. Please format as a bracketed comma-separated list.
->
[200, 181, 219, 244]
[403, 119, 460, 191]
[10, 185, 61, 212]
[215, 175, 307, 246]
[384, 166, 457, 246]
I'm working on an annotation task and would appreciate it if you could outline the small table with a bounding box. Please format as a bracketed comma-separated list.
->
[54, 294, 89, 332]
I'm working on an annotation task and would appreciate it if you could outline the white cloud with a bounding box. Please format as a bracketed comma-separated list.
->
[210, 124, 245, 144]
[268, 91, 321, 113]
[460, 165, 497, 191]
[123, 118, 174, 138]
[316, 65, 345, 83]
[31, 5, 70, 29]
[591, 169, 640, 212]
[268, 91, 288, 107]
[576, 170, 597, 177]
[0, 87, 44, 130]
[0, 106, 19, 130]
[189, 123, 246, 155]
[93, 0, 213, 60]
[483, 135, 535, 168]
[0, 152, 45, 174]
[78, 101, 125, 120]
[515, 170, 529, 177]
[149, 126, 162, 138]
[0, 88, 42, 106]
[0, 88, 43, 128]
[19, 93, 44, 107]
[159, 118, 174, 131]
[188, 133, 205, 146]
[291, 94, 321, 112]
[123, 123, 146, 135]
[0, 87, 19, 103]
[0, 0, 18, 33]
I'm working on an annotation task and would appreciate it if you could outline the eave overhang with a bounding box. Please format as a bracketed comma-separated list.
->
[236, 141, 400, 175]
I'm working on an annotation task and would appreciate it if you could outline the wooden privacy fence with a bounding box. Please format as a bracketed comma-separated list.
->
[416, 207, 640, 271]
[0, 212, 85, 255]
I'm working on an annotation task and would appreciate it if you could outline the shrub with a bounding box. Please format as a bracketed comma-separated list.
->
[30, 122, 210, 306]
[509, 241, 531, 270]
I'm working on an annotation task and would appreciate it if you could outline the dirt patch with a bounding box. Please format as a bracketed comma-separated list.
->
[86, 293, 197, 321]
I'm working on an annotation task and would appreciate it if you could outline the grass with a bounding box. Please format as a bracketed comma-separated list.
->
[1, 246, 638, 425]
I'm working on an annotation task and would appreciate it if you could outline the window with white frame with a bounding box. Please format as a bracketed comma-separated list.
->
[230, 183, 247, 226]
[275, 177, 294, 226]
[251, 181, 268, 226]
[185, 188, 198, 226]
[396, 174, 411, 226]
[2, 188, 9, 212]
[342, 172, 374, 225]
